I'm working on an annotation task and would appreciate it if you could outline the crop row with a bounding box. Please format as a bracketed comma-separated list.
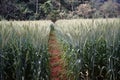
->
[55, 19, 120, 80]
[0, 21, 52, 80]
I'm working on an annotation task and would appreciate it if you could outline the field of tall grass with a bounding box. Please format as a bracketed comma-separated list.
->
[0, 19, 120, 80]
[0, 21, 52, 80]
[55, 19, 120, 80]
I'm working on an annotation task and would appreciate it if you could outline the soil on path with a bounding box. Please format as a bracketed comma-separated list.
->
[48, 30, 66, 80]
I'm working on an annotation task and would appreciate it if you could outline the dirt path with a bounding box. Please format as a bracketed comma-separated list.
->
[48, 30, 66, 80]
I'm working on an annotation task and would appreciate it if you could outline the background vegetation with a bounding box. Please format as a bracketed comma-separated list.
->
[0, 0, 120, 20]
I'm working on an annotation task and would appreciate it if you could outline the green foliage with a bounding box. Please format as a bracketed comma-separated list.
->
[55, 19, 120, 80]
[41, 0, 53, 14]
[0, 21, 51, 80]
[48, 10, 60, 22]
[0, 0, 120, 20]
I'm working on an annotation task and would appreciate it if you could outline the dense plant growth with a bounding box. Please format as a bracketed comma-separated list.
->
[0, 21, 51, 80]
[55, 19, 120, 80]
[0, 0, 120, 20]
[0, 19, 120, 80]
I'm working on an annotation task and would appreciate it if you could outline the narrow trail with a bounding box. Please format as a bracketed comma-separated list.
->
[48, 29, 66, 80]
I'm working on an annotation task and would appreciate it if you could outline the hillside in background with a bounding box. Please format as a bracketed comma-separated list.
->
[0, 0, 120, 20]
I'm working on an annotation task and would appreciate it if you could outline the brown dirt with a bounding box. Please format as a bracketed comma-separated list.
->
[48, 31, 67, 80]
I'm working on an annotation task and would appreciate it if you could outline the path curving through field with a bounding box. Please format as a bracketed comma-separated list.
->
[48, 25, 66, 80]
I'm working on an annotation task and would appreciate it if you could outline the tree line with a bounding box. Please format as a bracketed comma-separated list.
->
[0, 0, 120, 20]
